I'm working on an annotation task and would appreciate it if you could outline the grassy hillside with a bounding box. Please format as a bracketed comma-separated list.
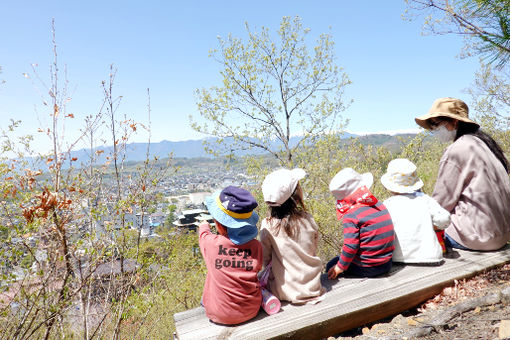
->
[2, 128, 509, 339]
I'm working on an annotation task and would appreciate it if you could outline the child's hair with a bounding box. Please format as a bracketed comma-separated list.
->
[267, 183, 307, 237]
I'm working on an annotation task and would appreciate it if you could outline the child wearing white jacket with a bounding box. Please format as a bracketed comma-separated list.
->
[381, 159, 450, 264]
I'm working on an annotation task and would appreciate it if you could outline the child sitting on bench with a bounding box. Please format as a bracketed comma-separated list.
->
[327, 168, 395, 279]
[260, 168, 324, 304]
[199, 186, 263, 325]
[381, 158, 450, 263]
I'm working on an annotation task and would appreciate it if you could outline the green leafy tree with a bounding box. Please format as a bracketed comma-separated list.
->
[467, 63, 510, 122]
[466, 62, 510, 150]
[165, 204, 177, 227]
[405, 0, 510, 67]
[404, 1, 510, 161]
[0, 25, 180, 339]
[192, 16, 351, 165]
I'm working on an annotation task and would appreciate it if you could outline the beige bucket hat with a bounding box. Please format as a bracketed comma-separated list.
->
[415, 97, 479, 130]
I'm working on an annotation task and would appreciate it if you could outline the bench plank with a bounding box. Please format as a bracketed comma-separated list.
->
[174, 246, 510, 339]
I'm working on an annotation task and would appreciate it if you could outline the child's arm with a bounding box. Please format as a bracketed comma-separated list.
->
[259, 227, 272, 267]
[327, 263, 343, 279]
[338, 221, 360, 269]
[309, 215, 320, 257]
[199, 221, 212, 236]
[426, 195, 451, 230]
[255, 241, 263, 272]
[198, 221, 213, 256]
[329, 219, 360, 279]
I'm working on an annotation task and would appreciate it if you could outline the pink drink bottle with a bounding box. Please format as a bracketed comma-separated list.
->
[261, 287, 280, 315]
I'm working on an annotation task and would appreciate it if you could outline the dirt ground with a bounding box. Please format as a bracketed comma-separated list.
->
[332, 263, 510, 340]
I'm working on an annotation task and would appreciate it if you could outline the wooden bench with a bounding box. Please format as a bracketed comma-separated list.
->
[174, 245, 510, 340]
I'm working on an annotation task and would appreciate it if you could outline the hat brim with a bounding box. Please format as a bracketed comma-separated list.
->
[205, 191, 259, 229]
[415, 112, 479, 130]
[289, 168, 307, 194]
[381, 173, 424, 194]
[226, 225, 258, 245]
[291, 168, 306, 182]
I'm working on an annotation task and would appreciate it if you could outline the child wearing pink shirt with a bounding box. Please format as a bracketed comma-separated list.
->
[199, 186, 263, 325]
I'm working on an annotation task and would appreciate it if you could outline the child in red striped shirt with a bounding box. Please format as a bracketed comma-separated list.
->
[326, 168, 395, 279]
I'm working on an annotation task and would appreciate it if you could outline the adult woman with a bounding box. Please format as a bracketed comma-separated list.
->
[415, 97, 510, 251]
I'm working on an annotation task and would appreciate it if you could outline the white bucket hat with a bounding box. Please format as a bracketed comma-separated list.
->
[381, 158, 424, 194]
[262, 168, 306, 206]
[329, 168, 373, 201]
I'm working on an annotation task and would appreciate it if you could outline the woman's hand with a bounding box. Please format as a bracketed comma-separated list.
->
[327, 265, 343, 279]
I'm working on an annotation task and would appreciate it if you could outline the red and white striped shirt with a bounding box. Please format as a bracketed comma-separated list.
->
[337, 201, 395, 271]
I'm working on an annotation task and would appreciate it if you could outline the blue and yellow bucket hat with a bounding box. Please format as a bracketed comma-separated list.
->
[205, 186, 259, 245]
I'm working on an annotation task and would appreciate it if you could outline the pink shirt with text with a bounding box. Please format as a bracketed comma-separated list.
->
[199, 223, 262, 325]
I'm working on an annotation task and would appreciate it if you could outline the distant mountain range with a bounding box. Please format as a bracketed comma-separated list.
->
[68, 134, 350, 163]
[65, 132, 418, 165]
[70, 139, 215, 163]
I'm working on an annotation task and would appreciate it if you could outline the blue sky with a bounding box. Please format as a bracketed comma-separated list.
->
[0, 1, 481, 153]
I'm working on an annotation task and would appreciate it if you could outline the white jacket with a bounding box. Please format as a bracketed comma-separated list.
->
[384, 192, 450, 263]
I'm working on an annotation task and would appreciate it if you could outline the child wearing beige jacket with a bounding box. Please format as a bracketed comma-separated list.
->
[260, 168, 324, 304]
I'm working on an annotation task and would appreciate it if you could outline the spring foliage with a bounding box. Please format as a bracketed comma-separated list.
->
[1, 14, 509, 339]
[192, 16, 351, 164]
[405, 0, 510, 67]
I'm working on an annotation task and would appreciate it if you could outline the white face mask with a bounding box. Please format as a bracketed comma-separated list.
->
[432, 125, 456, 143]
